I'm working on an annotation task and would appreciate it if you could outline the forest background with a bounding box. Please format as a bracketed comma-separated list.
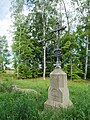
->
[0, 0, 90, 80]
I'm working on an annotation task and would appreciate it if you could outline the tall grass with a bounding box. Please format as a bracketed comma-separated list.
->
[0, 77, 90, 120]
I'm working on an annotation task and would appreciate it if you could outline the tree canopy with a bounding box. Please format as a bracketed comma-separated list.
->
[9, 0, 90, 79]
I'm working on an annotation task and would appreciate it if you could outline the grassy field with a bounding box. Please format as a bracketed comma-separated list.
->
[0, 73, 90, 120]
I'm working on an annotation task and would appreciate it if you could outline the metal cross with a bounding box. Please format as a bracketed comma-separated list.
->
[53, 22, 66, 69]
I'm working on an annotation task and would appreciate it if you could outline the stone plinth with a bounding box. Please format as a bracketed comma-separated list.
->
[44, 68, 73, 109]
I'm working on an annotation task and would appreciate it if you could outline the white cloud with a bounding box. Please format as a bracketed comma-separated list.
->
[0, 0, 13, 51]
[0, 17, 13, 51]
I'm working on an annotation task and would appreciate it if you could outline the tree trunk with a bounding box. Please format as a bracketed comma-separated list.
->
[62, 0, 70, 32]
[84, 0, 89, 79]
[42, 7, 46, 80]
[17, 24, 21, 77]
[43, 45, 46, 80]
[70, 47, 72, 80]
[62, 0, 72, 80]
[84, 36, 88, 79]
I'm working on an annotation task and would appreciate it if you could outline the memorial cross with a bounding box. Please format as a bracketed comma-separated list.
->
[53, 22, 66, 68]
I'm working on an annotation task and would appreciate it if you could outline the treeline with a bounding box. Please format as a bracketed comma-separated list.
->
[0, 36, 11, 72]
[10, 0, 90, 79]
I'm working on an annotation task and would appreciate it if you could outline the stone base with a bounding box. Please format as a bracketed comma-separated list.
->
[44, 68, 73, 109]
[44, 99, 73, 109]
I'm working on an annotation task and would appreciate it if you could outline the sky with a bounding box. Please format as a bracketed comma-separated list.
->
[0, 0, 12, 50]
[0, 0, 29, 51]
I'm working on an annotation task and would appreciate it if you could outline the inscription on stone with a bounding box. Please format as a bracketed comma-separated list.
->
[51, 89, 59, 101]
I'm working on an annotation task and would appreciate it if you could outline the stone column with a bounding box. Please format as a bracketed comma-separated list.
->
[44, 68, 73, 109]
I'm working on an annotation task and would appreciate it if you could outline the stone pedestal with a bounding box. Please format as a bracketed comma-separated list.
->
[44, 68, 73, 109]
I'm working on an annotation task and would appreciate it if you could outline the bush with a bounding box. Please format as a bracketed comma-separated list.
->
[17, 62, 30, 78]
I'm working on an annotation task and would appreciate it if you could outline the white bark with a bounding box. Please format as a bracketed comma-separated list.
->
[84, 36, 89, 79]
[43, 45, 46, 80]
[42, 6, 46, 80]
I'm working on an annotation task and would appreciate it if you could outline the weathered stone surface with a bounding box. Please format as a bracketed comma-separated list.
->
[12, 85, 38, 94]
[44, 68, 73, 109]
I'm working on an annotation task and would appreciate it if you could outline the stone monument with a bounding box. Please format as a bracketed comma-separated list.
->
[44, 23, 73, 108]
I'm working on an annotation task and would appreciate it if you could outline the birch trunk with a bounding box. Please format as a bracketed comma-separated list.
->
[42, 7, 46, 80]
[43, 45, 46, 80]
[84, 36, 88, 79]
[62, 0, 72, 79]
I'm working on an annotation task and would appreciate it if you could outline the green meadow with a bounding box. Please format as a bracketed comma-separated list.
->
[0, 73, 90, 120]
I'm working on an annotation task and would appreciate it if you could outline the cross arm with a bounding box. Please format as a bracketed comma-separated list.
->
[52, 26, 66, 33]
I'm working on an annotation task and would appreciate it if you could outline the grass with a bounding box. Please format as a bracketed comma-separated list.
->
[0, 73, 90, 120]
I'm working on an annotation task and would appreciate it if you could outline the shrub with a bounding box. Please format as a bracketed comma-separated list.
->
[17, 62, 30, 78]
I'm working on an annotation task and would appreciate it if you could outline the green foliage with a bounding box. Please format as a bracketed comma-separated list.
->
[11, 0, 57, 78]
[61, 32, 84, 79]
[0, 82, 13, 92]
[71, 0, 90, 79]
[17, 62, 30, 78]
[0, 72, 15, 81]
[0, 36, 10, 71]
[10, 0, 90, 79]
